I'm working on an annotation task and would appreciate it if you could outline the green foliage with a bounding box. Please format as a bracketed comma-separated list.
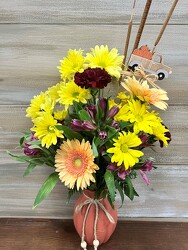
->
[115, 180, 124, 207]
[119, 121, 131, 129]
[124, 176, 139, 201]
[66, 188, 78, 204]
[78, 110, 91, 121]
[33, 172, 59, 209]
[106, 126, 118, 140]
[96, 104, 103, 123]
[23, 163, 37, 177]
[73, 101, 83, 114]
[58, 125, 83, 141]
[92, 137, 99, 157]
[104, 170, 115, 208]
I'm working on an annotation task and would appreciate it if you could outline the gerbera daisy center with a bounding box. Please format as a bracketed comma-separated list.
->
[74, 158, 82, 168]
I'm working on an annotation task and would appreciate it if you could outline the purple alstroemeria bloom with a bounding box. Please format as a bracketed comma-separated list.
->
[24, 135, 39, 156]
[107, 163, 131, 180]
[107, 163, 117, 171]
[85, 105, 97, 121]
[98, 98, 107, 112]
[99, 131, 108, 140]
[111, 120, 120, 131]
[140, 170, 150, 186]
[118, 169, 131, 180]
[139, 133, 152, 147]
[141, 160, 154, 172]
[71, 119, 96, 132]
[70, 119, 83, 132]
[82, 121, 96, 131]
[107, 106, 119, 119]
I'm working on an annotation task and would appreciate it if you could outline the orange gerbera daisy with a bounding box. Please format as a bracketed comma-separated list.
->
[121, 77, 169, 110]
[55, 139, 99, 190]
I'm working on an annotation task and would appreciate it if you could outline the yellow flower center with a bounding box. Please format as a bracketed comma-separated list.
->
[74, 158, 82, 168]
[135, 114, 143, 122]
[121, 144, 128, 153]
[72, 92, 79, 98]
[48, 125, 55, 133]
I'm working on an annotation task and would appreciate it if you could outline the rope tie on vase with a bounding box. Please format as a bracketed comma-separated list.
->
[121, 65, 160, 89]
[75, 193, 115, 250]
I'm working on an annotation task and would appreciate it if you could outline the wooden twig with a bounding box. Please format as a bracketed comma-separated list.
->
[121, 0, 136, 69]
[152, 0, 179, 53]
[132, 0, 152, 52]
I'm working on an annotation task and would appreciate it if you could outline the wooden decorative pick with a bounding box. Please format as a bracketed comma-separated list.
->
[152, 0, 179, 53]
[126, 0, 179, 81]
[132, 0, 152, 52]
[121, 0, 136, 69]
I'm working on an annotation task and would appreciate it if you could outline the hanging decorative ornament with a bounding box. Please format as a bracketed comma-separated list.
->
[124, 0, 179, 81]
[128, 45, 172, 80]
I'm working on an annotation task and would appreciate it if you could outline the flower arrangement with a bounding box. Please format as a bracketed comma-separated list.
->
[9, 45, 171, 210]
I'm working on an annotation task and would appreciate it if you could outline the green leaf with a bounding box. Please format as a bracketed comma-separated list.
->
[19, 136, 25, 147]
[119, 121, 131, 129]
[60, 126, 83, 140]
[104, 170, 115, 204]
[29, 139, 41, 145]
[92, 138, 99, 157]
[55, 124, 64, 131]
[21, 131, 32, 136]
[28, 144, 41, 149]
[133, 187, 139, 197]
[33, 172, 59, 209]
[23, 163, 36, 177]
[28, 144, 51, 156]
[106, 126, 117, 139]
[124, 176, 134, 200]
[7, 151, 31, 163]
[66, 189, 76, 204]
[96, 102, 103, 122]
[115, 181, 124, 207]
[78, 110, 91, 121]
[73, 101, 83, 114]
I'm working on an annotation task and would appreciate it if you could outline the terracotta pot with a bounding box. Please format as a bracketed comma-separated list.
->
[73, 190, 117, 246]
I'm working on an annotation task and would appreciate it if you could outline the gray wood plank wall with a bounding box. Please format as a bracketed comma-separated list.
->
[0, 0, 188, 220]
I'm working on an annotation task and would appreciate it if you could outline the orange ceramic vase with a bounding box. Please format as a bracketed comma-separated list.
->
[73, 190, 117, 246]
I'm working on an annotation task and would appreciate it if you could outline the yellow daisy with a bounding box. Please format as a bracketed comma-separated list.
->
[108, 99, 118, 109]
[55, 139, 99, 190]
[152, 123, 170, 147]
[107, 131, 143, 169]
[116, 99, 161, 134]
[58, 49, 85, 80]
[26, 92, 55, 121]
[127, 100, 162, 134]
[116, 91, 129, 107]
[46, 82, 66, 103]
[54, 110, 68, 121]
[31, 113, 64, 148]
[58, 81, 92, 109]
[85, 45, 124, 78]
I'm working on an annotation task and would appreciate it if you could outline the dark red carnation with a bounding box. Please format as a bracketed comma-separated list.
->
[74, 68, 111, 89]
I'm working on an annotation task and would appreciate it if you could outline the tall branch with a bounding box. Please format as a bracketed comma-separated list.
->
[132, 0, 152, 52]
[152, 0, 179, 53]
[121, 0, 136, 69]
